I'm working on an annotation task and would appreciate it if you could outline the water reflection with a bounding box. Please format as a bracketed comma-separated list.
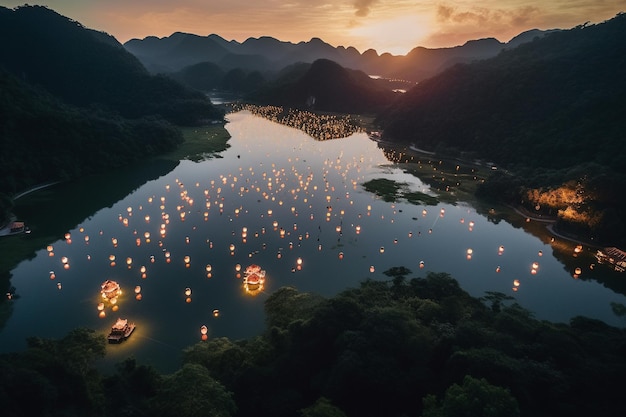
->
[1, 110, 625, 374]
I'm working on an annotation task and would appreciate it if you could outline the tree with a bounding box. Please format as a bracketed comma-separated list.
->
[150, 363, 236, 417]
[422, 375, 520, 417]
[300, 397, 347, 417]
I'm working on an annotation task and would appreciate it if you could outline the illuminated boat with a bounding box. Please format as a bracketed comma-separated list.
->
[101, 280, 121, 300]
[243, 264, 266, 292]
[107, 318, 135, 343]
[595, 247, 626, 272]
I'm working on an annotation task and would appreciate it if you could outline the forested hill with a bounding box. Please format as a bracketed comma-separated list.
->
[377, 13, 626, 172]
[376, 13, 626, 244]
[0, 5, 222, 125]
[0, 5, 224, 224]
[248, 59, 398, 114]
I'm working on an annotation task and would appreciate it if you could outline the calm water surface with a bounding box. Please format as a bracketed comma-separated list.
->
[2, 111, 625, 372]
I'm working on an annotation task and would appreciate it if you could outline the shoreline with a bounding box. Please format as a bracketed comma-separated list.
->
[0, 181, 60, 235]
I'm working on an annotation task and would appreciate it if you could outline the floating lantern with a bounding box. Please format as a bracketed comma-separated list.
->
[185, 297, 192, 303]
[296, 257, 303, 266]
[97, 302, 105, 311]
[379, 247, 385, 254]
[49, 271, 56, 280]
[200, 325, 208, 335]
[184, 255, 191, 265]
[466, 248, 473, 255]
[338, 252, 344, 260]
[99, 311, 106, 318]
[126, 257, 133, 268]
[185, 287, 192, 297]
[574, 267, 582, 276]
[235, 264, 242, 272]
[419, 261, 425, 269]
[369, 265, 375, 273]
[57, 282, 62, 289]
[213, 309, 220, 317]
[513, 279, 520, 287]
[47, 245, 54, 252]
[496, 266, 501, 273]
[538, 250, 543, 257]
[498, 245, 504, 254]
[112, 238, 118, 247]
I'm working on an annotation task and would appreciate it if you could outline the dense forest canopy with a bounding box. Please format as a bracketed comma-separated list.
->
[376, 13, 626, 245]
[1, 271, 625, 417]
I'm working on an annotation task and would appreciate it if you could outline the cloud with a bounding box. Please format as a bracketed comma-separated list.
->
[354, 0, 378, 17]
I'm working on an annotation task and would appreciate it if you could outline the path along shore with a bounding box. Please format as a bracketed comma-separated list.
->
[0, 182, 59, 236]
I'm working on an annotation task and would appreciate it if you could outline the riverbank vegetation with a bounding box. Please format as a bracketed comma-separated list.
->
[1, 271, 625, 417]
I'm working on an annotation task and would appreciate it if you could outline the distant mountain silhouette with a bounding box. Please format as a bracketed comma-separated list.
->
[124, 30, 555, 82]
[248, 58, 398, 114]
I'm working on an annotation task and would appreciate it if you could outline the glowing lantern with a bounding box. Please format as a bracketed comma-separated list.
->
[49, 271, 56, 280]
[574, 267, 582, 275]
[338, 252, 344, 260]
[185, 297, 192, 303]
[126, 257, 133, 268]
[185, 287, 192, 297]
[235, 264, 242, 272]
[419, 261, 425, 269]
[369, 265, 375, 273]
[379, 247, 385, 254]
[200, 325, 208, 335]
[213, 309, 220, 317]
[57, 282, 62, 289]
[496, 266, 501, 273]
[97, 303, 105, 311]
[99, 311, 106, 318]
[134, 286, 141, 294]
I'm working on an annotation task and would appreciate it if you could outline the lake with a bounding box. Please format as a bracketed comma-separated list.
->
[2, 110, 625, 373]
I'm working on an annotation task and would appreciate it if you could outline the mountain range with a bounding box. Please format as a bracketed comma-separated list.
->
[124, 29, 556, 82]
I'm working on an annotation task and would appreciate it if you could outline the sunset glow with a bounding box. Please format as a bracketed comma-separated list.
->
[1, 0, 623, 54]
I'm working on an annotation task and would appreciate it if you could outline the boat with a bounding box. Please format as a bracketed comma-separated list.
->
[107, 318, 135, 343]
[595, 247, 626, 272]
[101, 280, 121, 300]
[243, 264, 266, 293]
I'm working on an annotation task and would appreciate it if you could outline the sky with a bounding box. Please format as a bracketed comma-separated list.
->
[2, 1, 624, 55]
